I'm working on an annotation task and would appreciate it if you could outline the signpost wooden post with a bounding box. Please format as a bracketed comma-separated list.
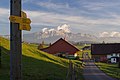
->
[10, 0, 22, 80]
[10, 1, 31, 80]
[0, 43, 1, 68]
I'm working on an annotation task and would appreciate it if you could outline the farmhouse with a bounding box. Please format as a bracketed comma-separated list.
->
[91, 43, 120, 63]
[40, 38, 80, 58]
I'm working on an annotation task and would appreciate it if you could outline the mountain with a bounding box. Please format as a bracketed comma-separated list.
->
[23, 30, 98, 44]
[2, 25, 120, 43]
[98, 37, 120, 43]
[23, 24, 98, 43]
[23, 30, 120, 44]
[2, 32, 120, 44]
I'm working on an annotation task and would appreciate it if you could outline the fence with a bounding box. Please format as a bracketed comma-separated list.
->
[66, 60, 83, 80]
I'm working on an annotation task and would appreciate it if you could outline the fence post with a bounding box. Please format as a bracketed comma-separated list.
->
[67, 60, 80, 80]
[118, 57, 120, 68]
[72, 64, 76, 80]
[69, 60, 73, 80]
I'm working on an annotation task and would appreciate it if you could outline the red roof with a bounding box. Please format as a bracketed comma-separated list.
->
[40, 38, 79, 55]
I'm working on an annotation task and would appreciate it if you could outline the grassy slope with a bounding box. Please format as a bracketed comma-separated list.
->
[96, 62, 120, 79]
[0, 37, 84, 80]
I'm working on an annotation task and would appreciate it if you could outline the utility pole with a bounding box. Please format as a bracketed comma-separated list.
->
[10, 0, 22, 80]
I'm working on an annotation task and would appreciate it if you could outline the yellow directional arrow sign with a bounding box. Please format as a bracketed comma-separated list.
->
[19, 24, 31, 31]
[9, 15, 31, 24]
[22, 18, 31, 24]
[9, 11, 31, 31]
[9, 15, 21, 23]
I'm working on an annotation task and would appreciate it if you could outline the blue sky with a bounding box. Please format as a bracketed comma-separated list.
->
[1, 0, 120, 35]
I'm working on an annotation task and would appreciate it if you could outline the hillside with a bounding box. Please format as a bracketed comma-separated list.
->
[0, 37, 84, 80]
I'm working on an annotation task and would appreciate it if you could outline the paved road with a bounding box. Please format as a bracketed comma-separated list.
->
[83, 61, 118, 80]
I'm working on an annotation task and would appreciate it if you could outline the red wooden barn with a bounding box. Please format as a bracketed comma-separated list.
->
[40, 38, 80, 57]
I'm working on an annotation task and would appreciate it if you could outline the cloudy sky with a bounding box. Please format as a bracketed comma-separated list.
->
[1, 0, 120, 36]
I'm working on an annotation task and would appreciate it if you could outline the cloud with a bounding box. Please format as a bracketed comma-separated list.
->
[110, 32, 120, 37]
[26, 9, 120, 28]
[22, 0, 34, 3]
[0, 8, 9, 15]
[99, 32, 109, 37]
[42, 24, 71, 34]
[99, 31, 120, 37]
[83, 2, 105, 10]
[1, 7, 120, 27]
[0, 8, 9, 23]
[36, 1, 69, 9]
[35, 1, 88, 16]
[1, 7, 120, 35]
[42, 28, 48, 33]
[48, 28, 55, 32]
[57, 24, 70, 33]
[83, 1, 120, 11]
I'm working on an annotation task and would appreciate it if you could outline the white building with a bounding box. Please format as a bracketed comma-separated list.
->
[107, 53, 120, 63]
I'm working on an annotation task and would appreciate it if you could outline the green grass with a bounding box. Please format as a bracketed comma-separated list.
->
[96, 62, 120, 79]
[0, 37, 84, 80]
[75, 45, 85, 50]
[76, 45, 91, 59]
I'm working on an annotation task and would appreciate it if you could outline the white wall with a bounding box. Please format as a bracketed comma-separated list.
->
[117, 53, 120, 57]
[111, 58, 116, 63]
[107, 55, 111, 59]
[113, 53, 116, 56]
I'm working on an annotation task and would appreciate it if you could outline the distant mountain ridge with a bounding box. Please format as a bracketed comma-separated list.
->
[23, 30, 99, 44]
[2, 31, 120, 44]
[2, 24, 120, 43]
[1, 32, 120, 44]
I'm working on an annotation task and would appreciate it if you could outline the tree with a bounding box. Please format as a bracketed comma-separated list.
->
[38, 44, 43, 49]
[49, 43, 52, 46]
[42, 41, 44, 45]
[102, 41, 105, 44]
[38, 41, 45, 49]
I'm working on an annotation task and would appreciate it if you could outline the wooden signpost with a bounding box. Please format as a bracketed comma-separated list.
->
[9, 12, 31, 31]
[10, 0, 31, 80]
[0, 44, 1, 68]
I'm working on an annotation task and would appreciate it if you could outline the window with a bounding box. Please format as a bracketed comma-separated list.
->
[113, 58, 116, 61]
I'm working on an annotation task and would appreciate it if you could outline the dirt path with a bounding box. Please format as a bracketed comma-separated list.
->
[83, 61, 118, 80]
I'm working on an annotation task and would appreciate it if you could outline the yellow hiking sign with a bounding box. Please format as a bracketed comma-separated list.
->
[9, 11, 31, 31]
